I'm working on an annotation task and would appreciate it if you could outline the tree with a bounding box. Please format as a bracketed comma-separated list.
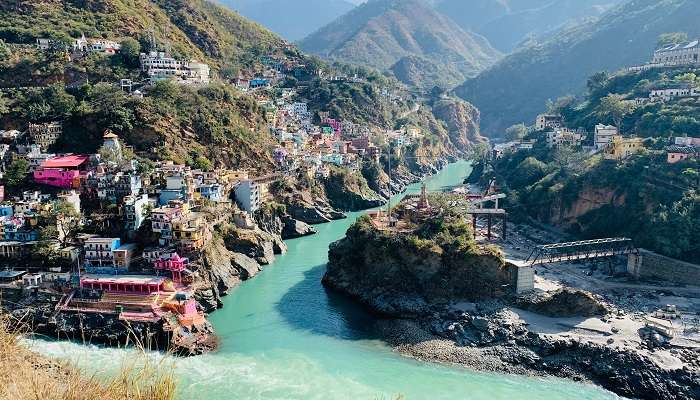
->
[119, 38, 141, 68]
[552, 146, 586, 177]
[5, 158, 29, 188]
[657, 32, 689, 49]
[0, 92, 9, 117]
[596, 94, 635, 129]
[505, 123, 527, 141]
[587, 71, 609, 96]
[42, 200, 82, 247]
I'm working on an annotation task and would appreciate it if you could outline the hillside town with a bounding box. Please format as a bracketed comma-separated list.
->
[0, 29, 427, 353]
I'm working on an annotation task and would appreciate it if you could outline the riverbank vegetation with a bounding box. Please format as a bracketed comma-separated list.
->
[0, 316, 176, 400]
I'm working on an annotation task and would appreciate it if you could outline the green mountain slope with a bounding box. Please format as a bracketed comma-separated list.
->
[299, 0, 501, 89]
[219, 0, 356, 42]
[0, 0, 291, 74]
[455, 0, 700, 137]
[0, 0, 300, 170]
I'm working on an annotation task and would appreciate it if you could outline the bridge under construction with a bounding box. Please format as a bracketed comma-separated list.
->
[525, 237, 638, 265]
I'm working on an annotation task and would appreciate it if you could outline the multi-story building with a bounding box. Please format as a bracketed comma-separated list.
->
[84, 237, 121, 267]
[652, 39, 700, 66]
[33, 154, 89, 189]
[112, 243, 138, 269]
[546, 129, 585, 147]
[604, 136, 645, 161]
[594, 124, 619, 151]
[151, 201, 187, 247]
[535, 114, 563, 131]
[140, 52, 210, 84]
[234, 179, 267, 213]
[674, 136, 700, 146]
[25, 144, 56, 172]
[28, 122, 62, 150]
[172, 212, 209, 252]
[159, 173, 194, 205]
[649, 83, 698, 102]
[123, 193, 149, 232]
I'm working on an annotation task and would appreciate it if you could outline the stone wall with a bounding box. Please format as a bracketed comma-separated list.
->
[627, 249, 700, 285]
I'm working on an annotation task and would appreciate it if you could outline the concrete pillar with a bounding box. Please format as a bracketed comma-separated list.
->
[627, 253, 642, 279]
[515, 266, 535, 294]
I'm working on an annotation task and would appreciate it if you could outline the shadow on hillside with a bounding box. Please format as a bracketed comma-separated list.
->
[275, 264, 382, 342]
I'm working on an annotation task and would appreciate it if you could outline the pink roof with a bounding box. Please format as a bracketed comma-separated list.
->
[41, 155, 89, 168]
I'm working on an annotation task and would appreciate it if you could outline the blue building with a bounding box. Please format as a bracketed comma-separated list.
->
[0, 204, 13, 217]
[196, 184, 223, 202]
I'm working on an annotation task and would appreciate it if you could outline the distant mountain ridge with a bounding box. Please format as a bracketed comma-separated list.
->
[455, 0, 700, 137]
[219, 0, 356, 42]
[299, 0, 501, 89]
[436, 0, 621, 52]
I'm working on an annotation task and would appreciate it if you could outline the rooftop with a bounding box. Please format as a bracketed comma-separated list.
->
[41, 154, 89, 168]
[81, 274, 167, 285]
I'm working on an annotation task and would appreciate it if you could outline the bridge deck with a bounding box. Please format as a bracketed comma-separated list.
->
[526, 237, 637, 265]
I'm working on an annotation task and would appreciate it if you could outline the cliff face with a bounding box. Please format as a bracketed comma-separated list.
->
[323, 169, 385, 211]
[431, 98, 485, 152]
[323, 217, 508, 317]
[193, 224, 287, 312]
[532, 186, 625, 227]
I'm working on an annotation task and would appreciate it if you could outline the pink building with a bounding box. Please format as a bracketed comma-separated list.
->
[80, 274, 168, 294]
[34, 155, 89, 188]
[323, 117, 342, 137]
[154, 253, 189, 283]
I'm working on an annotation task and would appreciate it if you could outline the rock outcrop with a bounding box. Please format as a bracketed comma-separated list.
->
[517, 289, 609, 318]
[194, 224, 287, 312]
[432, 98, 486, 152]
[281, 216, 316, 239]
[323, 169, 385, 211]
[323, 216, 509, 317]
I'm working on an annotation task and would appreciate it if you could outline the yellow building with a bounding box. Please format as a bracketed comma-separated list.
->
[604, 135, 644, 160]
[172, 212, 210, 252]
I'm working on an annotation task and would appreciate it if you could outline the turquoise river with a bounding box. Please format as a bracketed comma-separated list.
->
[29, 160, 621, 399]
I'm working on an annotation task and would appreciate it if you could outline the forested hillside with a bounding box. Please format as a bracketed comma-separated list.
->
[456, 0, 700, 137]
[469, 65, 700, 262]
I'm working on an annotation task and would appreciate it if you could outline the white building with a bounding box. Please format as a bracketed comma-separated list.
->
[675, 136, 700, 146]
[649, 83, 698, 102]
[594, 124, 619, 151]
[140, 52, 210, 84]
[234, 180, 267, 213]
[652, 39, 700, 66]
[123, 193, 149, 233]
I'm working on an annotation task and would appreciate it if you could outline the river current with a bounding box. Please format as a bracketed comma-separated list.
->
[29, 160, 620, 400]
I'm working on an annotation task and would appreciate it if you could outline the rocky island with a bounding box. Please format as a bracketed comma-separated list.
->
[324, 189, 700, 400]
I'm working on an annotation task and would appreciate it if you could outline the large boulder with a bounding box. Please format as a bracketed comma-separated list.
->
[281, 216, 316, 239]
[233, 252, 262, 280]
[519, 289, 609, 317]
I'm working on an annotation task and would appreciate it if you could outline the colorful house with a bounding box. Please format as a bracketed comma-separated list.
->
[154, 253, 189, 283]
[34, 155, 89, 188]
[666, 145, 699, 164]
[604, 136, 645, 161]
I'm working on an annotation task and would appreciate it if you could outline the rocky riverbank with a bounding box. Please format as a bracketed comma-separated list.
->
[377, 296, 699, 400]
[323, 210, 700, 400]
